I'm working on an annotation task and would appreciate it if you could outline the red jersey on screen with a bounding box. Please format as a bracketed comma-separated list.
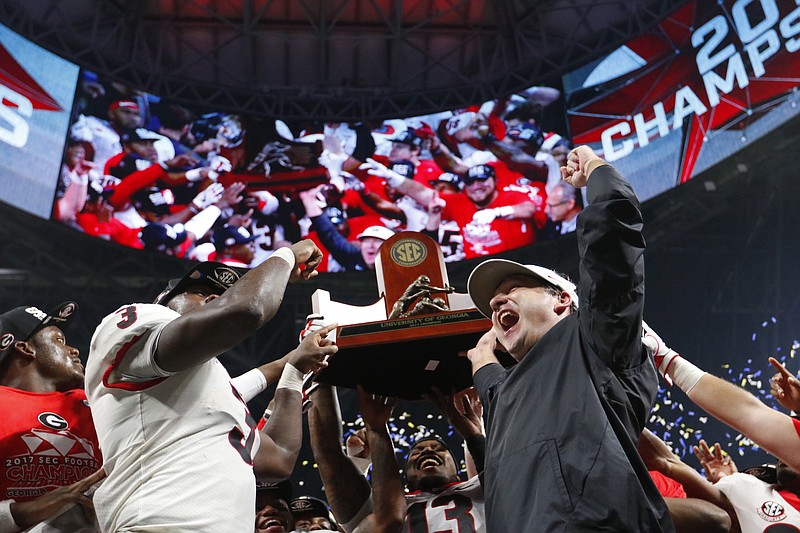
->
[441, 190, 537, 259]
[341, 176, 390, 218]
[76, 212, 144, 249]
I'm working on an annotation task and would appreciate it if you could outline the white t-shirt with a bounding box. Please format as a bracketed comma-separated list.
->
[86, 303, 261, 532]
[716, 473, 800, 532]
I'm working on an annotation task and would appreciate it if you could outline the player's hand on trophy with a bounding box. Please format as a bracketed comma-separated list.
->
[319, 149, 348, 175]
[207, 155, 232, 180]
[289, 239, 324, 281]
[299, 313, 328, 342]
[288, 323, 338, 375]
[357, 385, 396, 431]
[427, 386, 483, 439]
[345, 427, 372, 474]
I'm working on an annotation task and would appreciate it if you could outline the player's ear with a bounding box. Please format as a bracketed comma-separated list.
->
[13, 339, 36, 360]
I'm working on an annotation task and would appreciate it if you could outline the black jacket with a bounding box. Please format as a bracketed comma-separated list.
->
[474, 165, 674, 532]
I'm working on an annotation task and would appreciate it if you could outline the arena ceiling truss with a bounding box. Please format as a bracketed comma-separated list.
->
[2, 0, 686, 121]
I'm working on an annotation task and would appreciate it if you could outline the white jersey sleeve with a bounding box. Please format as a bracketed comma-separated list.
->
[89, 303, 178, 387]
[716, 473, 800, 532]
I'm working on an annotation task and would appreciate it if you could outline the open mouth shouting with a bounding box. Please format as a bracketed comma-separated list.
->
[497, 309, 519, 332]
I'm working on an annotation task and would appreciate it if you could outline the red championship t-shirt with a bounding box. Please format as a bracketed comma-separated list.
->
[0, 386, 101, 502]
[441, 189, 537, 259]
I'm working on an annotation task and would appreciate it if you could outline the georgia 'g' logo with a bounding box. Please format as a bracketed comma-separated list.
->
[58, 302, 77, 319]
[390, 239, 427, 267]
[38, 412, 69, 431]
[0, 333, 14, 350]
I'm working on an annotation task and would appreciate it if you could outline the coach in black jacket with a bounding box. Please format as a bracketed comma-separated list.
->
[465, 145, 674, 532]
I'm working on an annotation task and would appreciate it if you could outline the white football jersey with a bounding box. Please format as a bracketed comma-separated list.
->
[403, 476, 485, 533]
[70, 115, 122, 172]
[86, 303, 261, 532]
[716, 473, 800, 532]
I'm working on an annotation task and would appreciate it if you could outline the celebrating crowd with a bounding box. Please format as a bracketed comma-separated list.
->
[4, 144, 797, 531]
[54, 75, 578, 271]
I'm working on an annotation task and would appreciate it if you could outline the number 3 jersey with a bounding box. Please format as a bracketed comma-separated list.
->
[403, 476, 485, 533]
[86, 303, 260, 532]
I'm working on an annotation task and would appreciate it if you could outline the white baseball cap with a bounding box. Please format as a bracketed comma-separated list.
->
[356, 226, 395, 241]
[467, 259, 578, 318]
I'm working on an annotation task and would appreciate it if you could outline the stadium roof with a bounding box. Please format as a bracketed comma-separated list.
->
[1, 0, 687, 121]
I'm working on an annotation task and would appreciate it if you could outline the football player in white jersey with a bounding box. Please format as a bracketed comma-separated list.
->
[308, 384, 486, 533]
[86, 242, 336, 533]
[642, 429, 800, 532]
[714, 461, 800, 532]
[401, 437, 485, 533]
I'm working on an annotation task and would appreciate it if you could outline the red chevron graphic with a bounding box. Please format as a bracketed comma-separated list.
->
[0, 41, 62, 112]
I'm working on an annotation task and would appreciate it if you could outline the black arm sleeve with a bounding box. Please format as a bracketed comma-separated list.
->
[576, 164, 646, 371]
[472, 363, 507, 430]
[464, 434, 486, 474]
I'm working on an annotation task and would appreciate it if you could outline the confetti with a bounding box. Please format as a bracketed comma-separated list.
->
[648, 317, 794, 465]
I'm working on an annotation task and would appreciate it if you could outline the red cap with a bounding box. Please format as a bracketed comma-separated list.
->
[109, 100, 140, 113]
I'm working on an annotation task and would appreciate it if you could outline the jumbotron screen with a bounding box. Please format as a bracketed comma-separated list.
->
[563, 0, 800, 200]
[0, 23, 80, 218]
[47, 0, 800, 274]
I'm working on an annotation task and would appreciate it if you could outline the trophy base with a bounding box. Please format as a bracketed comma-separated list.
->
[314, 310, 492, 400]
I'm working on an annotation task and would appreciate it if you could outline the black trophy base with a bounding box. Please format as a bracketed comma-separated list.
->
[314, 310, 491, 400]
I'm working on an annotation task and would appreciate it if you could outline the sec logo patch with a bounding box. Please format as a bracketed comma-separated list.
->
[391, 239, 427, 267]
